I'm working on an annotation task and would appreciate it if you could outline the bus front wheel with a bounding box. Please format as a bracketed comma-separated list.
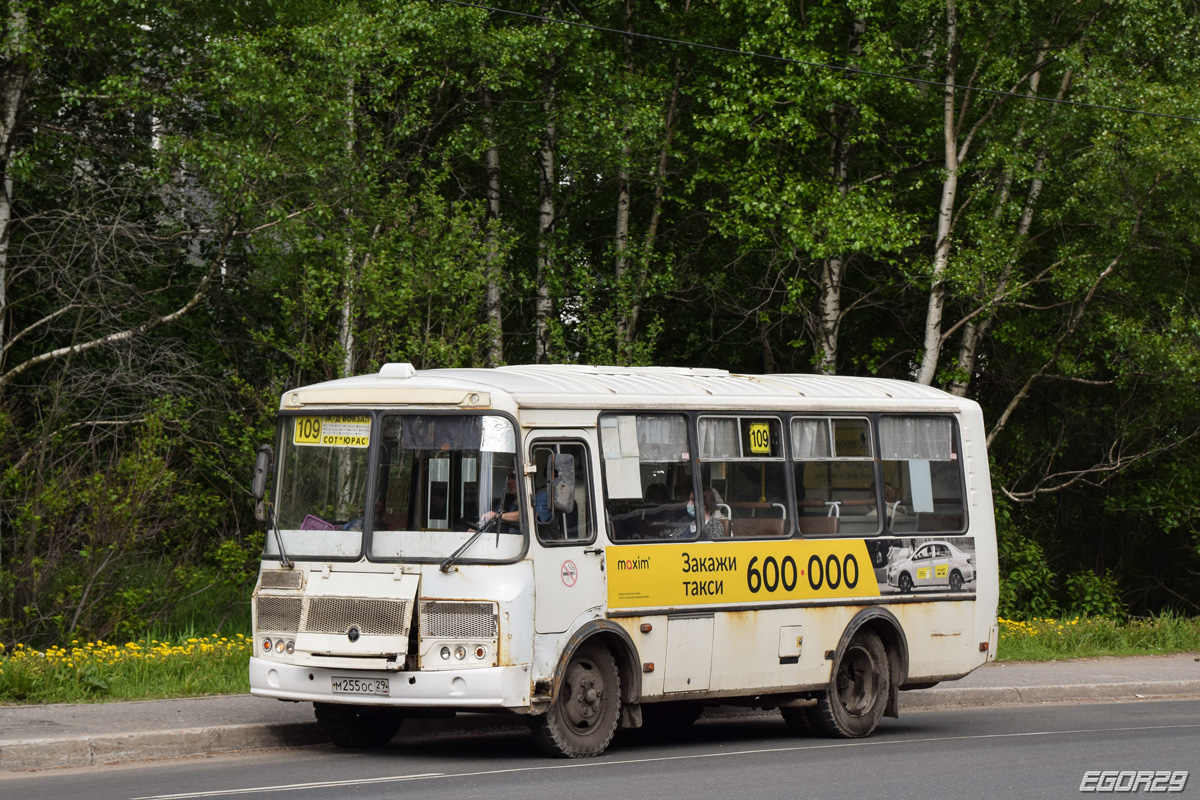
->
[314, 702, 402, 748]
[531, 642, 621, 758]
[808, 628, 890, 739]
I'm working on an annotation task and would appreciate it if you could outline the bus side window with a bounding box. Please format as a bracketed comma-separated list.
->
[792, 416, 878, 537]
[878, 415, 966, 534]
[601, 413, 694, 542]
[699, 416, 789, 539]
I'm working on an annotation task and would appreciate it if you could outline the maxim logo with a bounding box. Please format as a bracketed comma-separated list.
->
[616, 556, 650, 571]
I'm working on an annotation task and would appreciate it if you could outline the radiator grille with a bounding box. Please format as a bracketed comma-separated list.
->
[256, 596, 302, 632]
[304, 597, 410, 636]
[260, 570, 303, 590]
[420, 601, 497, 638]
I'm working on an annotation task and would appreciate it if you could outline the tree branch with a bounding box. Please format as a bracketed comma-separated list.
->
[0, 218, 235, 392]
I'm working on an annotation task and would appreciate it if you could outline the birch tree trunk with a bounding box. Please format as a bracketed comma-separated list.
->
[613, 0, 635, 353]
[812, 17, 864, 376]
[0, 0, 31, 378]
[483, 87, 504, 366]
[916, 0, 959, 386]
[614, 139, 632, 346]
[338, 77, 357, 377]
[534, 62, 556, 364]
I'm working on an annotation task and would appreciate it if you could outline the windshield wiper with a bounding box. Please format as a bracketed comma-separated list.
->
[266, 503, 293, 570]
[438, 515, 510, 573]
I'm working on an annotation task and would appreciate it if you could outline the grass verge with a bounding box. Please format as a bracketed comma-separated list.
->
[998, 613, 1200, 661]
[0, 634, 250, 704]
[2, 616, 1198, 704]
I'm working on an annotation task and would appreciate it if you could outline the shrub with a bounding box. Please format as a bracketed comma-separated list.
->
[998, 529, 1059, 619]
[1064, 569, 1126, 619]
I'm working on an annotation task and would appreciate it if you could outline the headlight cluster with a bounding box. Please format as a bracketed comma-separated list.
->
[261, 637, 295, 655]
[439, 644, 488, 661]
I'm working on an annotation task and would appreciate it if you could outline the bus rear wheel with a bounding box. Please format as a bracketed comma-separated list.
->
[531, 642, 621, 758]
[779, 704, 818, 735]
[314, 703, 403, 748]
[808, 628, 890, 739]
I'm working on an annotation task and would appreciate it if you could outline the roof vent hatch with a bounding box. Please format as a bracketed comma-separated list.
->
[379, 362, 416, 379]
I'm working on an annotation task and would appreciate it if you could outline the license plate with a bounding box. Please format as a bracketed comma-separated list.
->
[331, 676, 389, 696]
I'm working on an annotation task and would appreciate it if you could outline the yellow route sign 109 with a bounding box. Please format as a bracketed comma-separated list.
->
[292, 415, 371, 448]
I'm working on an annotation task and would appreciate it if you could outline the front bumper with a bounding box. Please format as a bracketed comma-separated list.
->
[249, 657, 532, 709]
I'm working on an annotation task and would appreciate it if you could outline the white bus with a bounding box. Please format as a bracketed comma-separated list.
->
[249, 364, 998, 757]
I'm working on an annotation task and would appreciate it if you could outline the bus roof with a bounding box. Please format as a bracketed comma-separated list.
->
[281, 364, 974, 413]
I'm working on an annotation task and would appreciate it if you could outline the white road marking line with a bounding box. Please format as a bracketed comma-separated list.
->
[131, 773, 445, 799]
[132, 722, 1200, 800]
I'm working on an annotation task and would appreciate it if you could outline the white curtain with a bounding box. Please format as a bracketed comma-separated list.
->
[879, 416, 953, 460]
[698, 418, 740, 459]
[791, 418, 832, 458]
[636, 415, 688, 461]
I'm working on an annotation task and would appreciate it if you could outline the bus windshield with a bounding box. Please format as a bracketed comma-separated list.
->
[270, 415, 373, 559]
[266, 413, 523, 562]
[368, 414, 523, 562]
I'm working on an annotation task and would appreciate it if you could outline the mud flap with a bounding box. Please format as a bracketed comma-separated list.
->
[619, 702, 643, 729]
[884, 681, 900, 718]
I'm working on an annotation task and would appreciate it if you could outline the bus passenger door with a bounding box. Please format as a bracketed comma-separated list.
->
[530, 437, 605, 634]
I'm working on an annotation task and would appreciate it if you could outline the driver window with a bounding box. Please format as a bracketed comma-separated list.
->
[533, 441, 593, 544]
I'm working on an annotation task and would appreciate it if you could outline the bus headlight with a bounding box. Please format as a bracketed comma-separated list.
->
[454, 646, 467, 660]
[440, 646, 451, 660]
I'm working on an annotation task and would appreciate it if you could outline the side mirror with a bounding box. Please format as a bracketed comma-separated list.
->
[550, 453, 575, 513]
[252, 444, 273, 521]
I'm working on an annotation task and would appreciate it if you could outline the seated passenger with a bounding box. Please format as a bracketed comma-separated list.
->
[674, 488, 725, 538]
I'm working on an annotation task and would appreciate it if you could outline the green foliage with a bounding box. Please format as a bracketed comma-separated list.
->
[997, 613, 1200, 661]
[997, 526, 1059, 620]
[4, 0, 1200, 647]
[0, 635, 251, 704]
[1065, 570, 1126, 620]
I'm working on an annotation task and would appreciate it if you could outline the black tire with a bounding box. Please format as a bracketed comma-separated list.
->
[898, 572, 913, 593]
[779, 704, 819, 735]
[531, 642, 621, 757]
[314, 702, 403, 749]
[807, 628, 890, 739]
[949, 570, 964, 591]
[641, 701, 703, 732]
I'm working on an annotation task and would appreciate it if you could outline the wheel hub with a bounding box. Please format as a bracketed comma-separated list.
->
[837, 646, 877, 717]
[564, 661, 604, 729]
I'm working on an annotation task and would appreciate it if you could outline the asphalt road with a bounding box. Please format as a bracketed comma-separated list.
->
[3, 699, 1198, 800]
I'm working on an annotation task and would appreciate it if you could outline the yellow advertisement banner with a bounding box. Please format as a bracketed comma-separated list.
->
[607, 540, 880, 610]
